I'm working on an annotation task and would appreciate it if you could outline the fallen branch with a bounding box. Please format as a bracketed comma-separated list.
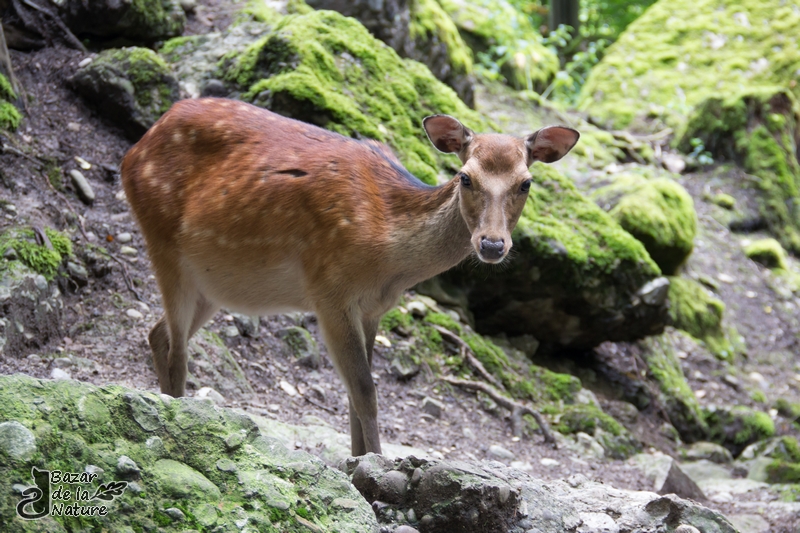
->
[431, 324, 503, 389]
[441, 376, 556, 447]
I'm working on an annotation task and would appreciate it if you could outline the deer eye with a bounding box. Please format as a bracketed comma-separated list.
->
[459, 173, 472, 188]
[520, 179, 531, 193]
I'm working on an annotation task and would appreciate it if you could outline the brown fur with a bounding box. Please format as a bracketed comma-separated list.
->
[121, 98, 579, 455]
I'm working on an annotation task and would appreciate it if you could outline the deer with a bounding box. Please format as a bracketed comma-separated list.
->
[120, 98, 579, 456]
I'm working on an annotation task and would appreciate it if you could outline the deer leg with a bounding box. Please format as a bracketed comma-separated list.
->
[318, 307, 381, 456]
[346, 316, 379, 455]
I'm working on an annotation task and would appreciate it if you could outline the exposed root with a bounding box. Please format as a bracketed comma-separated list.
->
[431, 324, 503, 389]
[441, 376, 557, 448]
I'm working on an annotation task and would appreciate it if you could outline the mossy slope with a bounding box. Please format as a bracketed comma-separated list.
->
[218, 10, 486, 185]
[0, 374, 375, 532]
[667, 277, 732, 359]
[446, 164, 666, 349]
[579, 0, 800, 131]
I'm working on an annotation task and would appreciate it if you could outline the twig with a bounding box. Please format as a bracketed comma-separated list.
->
[106, 253, 145, 303]
[302, 395, 336, 414]
[442, 376, 556, 447]
[431, 324, 504, 389]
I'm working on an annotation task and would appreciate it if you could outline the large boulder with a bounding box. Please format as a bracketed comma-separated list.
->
[592, 172, 697, 275]
[443, 164, 668, 350]
[0, 374, 377, 532]
[579, 0, 800, 132]
[164, 11, 486, 185]
[69, 47, 180, 140]
[344, 453, 737, 532]
[305, 0, 477, 105]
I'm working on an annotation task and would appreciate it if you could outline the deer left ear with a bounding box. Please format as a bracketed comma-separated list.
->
[525, 126, 580, 165]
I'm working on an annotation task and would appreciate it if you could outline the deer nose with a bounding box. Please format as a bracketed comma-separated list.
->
[479, 237, 505, 261]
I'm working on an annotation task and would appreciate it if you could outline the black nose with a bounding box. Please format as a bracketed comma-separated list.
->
[480, 237, 505, 260]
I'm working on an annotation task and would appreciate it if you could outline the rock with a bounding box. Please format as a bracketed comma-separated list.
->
[488, 444, 515, 461]
[444, 164, 667, 350]
[50, 367, 72, 380]
[638, 276, 671, 306]
[556, 403, 641, 459]
[115, 232, 132, 243]
[727, 514, 771, 533]
[632, 453, 706, 500]
[186, 329, 255, 400]
[0, 421, 36, 461]
[117, 455, 141, 477]
[53, 0, 184, 42]
[681, 442, 734, 464]
[68, 169, 95, 205]
[743, 238, 788, 270]
[343, 454, 736, 533]
[66, 260, 89, 288]
[662, 152, 687, 174]
[0, 374, 377, 532]
[196, 386, 225, 405]
[277, 326, 321, 368]
[405, 301, 427, 317]
[69, 47, 180, 140]
[120, 245, 138, 256]
[231, 313, 259, 337]
[592, 173, 697, 275]
[126, 308, 144, 319]
[705, 405, 775, 457]
[420, 397, 444, 419]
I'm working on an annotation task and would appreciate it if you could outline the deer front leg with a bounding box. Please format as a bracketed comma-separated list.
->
[317, 307, 382, 456]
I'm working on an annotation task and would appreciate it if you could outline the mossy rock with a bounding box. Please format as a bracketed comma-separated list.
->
[593, 173, 697, 275]
[438, 0, 558, 92]
[55, 0, 185, 42]
[0, 74, 21, 130]
[555, 403, 641, 459]
[744, 238, 789, 270]
[216, 10, 486, 185]
[678, 88, 800, 253]
[667, 277, 731, 359]
[69, 47, 180, 140]
[0, 227, 72, 281]
[704, 405, 776, 456]
[0, 374, 376, 532]
[445, 164, 667, 350]
[639, 332, 708, 442]
[579, 0, 800, 131]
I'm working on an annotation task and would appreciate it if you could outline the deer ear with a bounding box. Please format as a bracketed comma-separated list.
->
[423, 115, 473, 154]
[525, 126, 580, 165]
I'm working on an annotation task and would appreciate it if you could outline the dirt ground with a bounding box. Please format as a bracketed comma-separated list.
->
[1, 4, 799, 532]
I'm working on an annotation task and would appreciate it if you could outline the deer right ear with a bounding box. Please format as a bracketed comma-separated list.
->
[423, 115, 473, 155]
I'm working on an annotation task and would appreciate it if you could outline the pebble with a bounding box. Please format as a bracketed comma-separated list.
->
[405, 301, 428, 317]
[487, 444, 515, 461]
[393, 526, 420, 533]
[674, 526, 701, 533]
[52, 357, 74, 368]
[50, 368, 71, 380]
[421, 397, 444, 418]
[717, 273, 735, 283]
[69, 169, 95, 205]
[78, 57, 93, 68]
[374, 335, 392, 347]
[116, 232, 132, 243]
[116, 455, 140, 476]
[67, 122, 81, 132]
[126, 309, 144, 319]
[120, 246, 138, 256]
[540, 457, 560, 467]
[26, 354, 41, 364]
[3, 247, 17, 260]
[164, 507, 186, 521]
[196, 387, 225, 405]
[221, 325, 239, 337]
[279, 380, 298, 397]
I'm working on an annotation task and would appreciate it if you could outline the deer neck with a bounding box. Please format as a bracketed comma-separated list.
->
[387, 177, 472, 280]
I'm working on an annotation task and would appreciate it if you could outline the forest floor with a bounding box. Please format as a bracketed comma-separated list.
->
[1, 4, 799, 532]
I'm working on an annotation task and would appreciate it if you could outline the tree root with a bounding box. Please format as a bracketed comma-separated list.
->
[441, 376, 557, 447]
[431, 324, 504, 389]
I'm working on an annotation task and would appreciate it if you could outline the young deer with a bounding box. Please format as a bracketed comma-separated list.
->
[121, 98, 579, 456]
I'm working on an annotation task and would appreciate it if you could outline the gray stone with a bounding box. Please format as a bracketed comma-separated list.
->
[0, 421, 36, 461]
[421, 397, 444, 418]
[50, 367, 72, 380]
[232, 313, 259, 337]
[681, 441, 733, 464]
[125, 392, 163, 431]
[277, 326, 321, 368]
[164, 507, 186, 521]
[66, 261, 89, 287]
[638, 276, 671, 306]
[632, 454, 706, 501]
[117, 455, 141, 476]
[393, 526, 420, 533]
[115, 232, 132, 243]
[69, 170, 95, 205]
[488, 444, 515, 461]
[187, 329, 255, 400]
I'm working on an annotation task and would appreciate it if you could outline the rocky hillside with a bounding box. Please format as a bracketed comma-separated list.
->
[1, 0, 800, 531]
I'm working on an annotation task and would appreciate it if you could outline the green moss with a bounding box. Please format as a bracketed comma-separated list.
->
[533, 367, 582, 403]
[410, 0, 473, 75]
[639, 333, 708, 440]
[775, 398, 800, 421]
[520, 164, 660, 276]
[438, 0, 558, 91]
[773, 436, 800, 463]
[579, 0, 800, 131]
[464, 332, 509, 376]
[0, 227, 73, 280]
[712, 193, 736, 209]
[705, 406, 775, 450]
[0, 73, 15, 101]
[422, 312, 463, 334]
[219, 10, 486, 185]
[554, 402, 642, 457]
[767, 460, 800, 484]
[109, 48, 173, 109]
[0, 101, 21, 130]
[668, 277, 731, 359]
[380, 308, 413, 332]
[593, 173, 697, 274]
[159, 35, 203, 58]
[120, 0, 185, 41]
[750, 390, 767, 404]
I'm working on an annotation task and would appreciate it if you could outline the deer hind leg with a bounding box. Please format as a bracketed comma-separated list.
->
[148, 257, 219, 397]
[318, 307, 382, 456]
